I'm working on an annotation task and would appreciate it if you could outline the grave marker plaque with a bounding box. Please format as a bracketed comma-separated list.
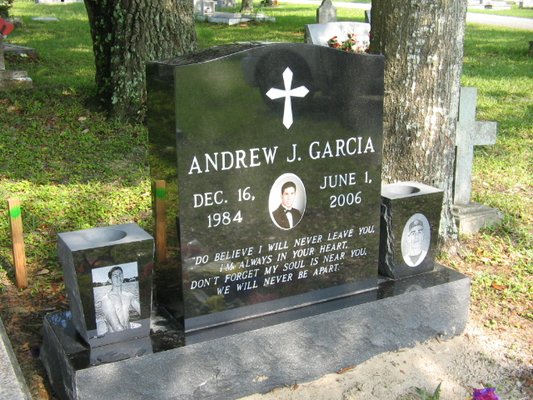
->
[147, 43, 384, 336]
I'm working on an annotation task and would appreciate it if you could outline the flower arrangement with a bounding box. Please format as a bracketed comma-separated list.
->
[413, 384, 501, 400]
[327, 33, 370, 54]
[473, 387, 500, 400]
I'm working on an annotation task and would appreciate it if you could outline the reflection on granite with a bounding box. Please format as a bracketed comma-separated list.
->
[43, 308, 183, 370]
[378, 264, 466, 298]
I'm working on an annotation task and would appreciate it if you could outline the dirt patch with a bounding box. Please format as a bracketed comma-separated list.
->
[242, 320, 532, 400]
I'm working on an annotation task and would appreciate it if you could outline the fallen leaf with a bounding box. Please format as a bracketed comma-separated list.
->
[35, 269, 50, 276]
[337, 366, 355, 374]
[491, 283, 506, 291]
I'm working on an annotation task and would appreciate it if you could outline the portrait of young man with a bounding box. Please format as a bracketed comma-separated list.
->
[401, 214, 430, 267]
[93, 264, 142, 335]
[270, 175, 306, 230]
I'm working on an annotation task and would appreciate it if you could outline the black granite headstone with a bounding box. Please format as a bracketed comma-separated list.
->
[147, 43, 384, 336]
[57, 223, 154, 349]
[379, 182, 443, 279]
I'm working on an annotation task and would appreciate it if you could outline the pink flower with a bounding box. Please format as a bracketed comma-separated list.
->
[473, 388, 500, 400]
[327, 33, 369, 54]
[327, 36, 342, 49]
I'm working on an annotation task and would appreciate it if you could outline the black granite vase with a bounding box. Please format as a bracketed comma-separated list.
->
[379, 182, 443, 279]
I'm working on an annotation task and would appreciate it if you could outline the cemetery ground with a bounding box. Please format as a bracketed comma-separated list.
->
[0, 1, 531, 399]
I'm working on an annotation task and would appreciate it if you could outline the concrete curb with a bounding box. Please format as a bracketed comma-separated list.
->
[0, 317, 32, 400]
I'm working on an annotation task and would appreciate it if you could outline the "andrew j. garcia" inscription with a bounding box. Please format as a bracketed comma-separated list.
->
[187, 136, 376, 175]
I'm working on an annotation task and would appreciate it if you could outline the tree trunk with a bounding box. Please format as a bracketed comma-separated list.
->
[370, 0, 467, 239]
[240, 0, 254, 13]
[84, 0, 196, 121]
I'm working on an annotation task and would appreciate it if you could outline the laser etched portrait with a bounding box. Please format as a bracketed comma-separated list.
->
[92, 262, 142, 336]
[401, 213, 430, 267]
[269, 173, 306, 230]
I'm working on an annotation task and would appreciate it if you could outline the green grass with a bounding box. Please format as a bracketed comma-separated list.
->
[6, 1, 94, 89]
[468, 4, 533, 18]
[196, 4, 366, 46]
[1, 0, 532, 358]
[1, 2, 152, 283]
[452, 23, 532, 329]
[461, 26, 532, 245]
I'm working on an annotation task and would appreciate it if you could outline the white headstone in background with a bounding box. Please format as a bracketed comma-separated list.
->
[0, 28, 33, 90]
[0, 36, 5, 71]
[216, 0, 236, 8]
[316, 0, 337, 24]
[194, 0, 217, 15]
[305, 21, 370, 47]
[0, 318, 32, 400]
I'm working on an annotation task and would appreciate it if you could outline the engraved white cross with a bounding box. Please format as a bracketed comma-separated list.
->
[266, 67, 309, 129]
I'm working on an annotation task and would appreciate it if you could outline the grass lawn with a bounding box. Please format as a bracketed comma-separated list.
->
[468, 4, 533, 18]
[1, 1, 532, 397]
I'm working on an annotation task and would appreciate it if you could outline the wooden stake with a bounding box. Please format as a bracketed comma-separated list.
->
[154, 180, 168, 263]
[7, 198, 28, 289]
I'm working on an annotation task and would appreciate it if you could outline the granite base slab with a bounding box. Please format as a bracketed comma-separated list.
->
[41, 265, 470, 400]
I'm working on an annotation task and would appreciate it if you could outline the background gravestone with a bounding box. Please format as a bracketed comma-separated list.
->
[316, 0, 337, 23]
[147, 43, 384, 340]
[0, 317, 32, 399]
[0, 18, 32, 90]
[453, 87, 502, 234]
